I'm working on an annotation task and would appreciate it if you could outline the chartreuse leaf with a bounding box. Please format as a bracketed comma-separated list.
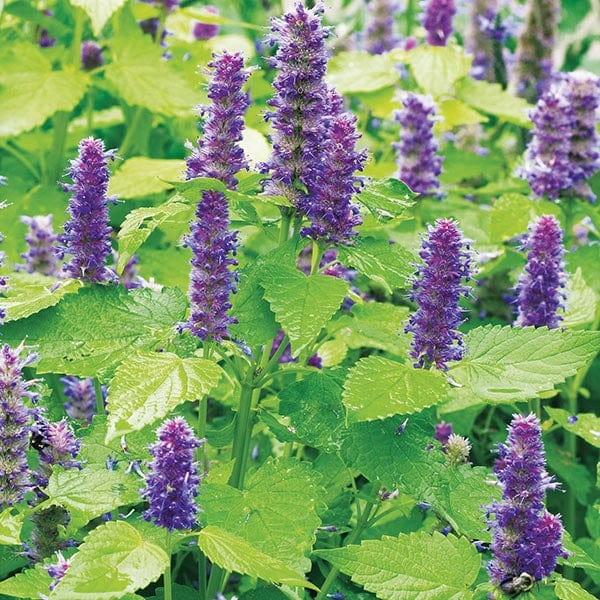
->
[0, 508, 24, 545]
[315, 531, 480, 600]
[37, 465, 140, 529]
[49, 521, 168, 600]
[326, 51, 399, 93]
[116, 197, 192, 273]
[438, 98, 487, 131]
[563, 268, 598, 328]
[338, 238, 414, 293]
[555, 578, 597, 600]
[0, 42, 89, 136]
[343, 356, 448, 421]
[546, 407, 600, 449]
[197, 526, 317, 590]
[356, 178, 417, 221]
[0, 286, 186, 378]
[105, 10, 198, 116]
[455, 77, 532, 127]
[0, 565, 53, 598]
[449, 326, 600, 403]
[109, 158, 185, 199]
[260, 266, 348, 356]
[106, 351, 223, 442]
[239, 589, 291, 600]
[200, 459, 323, 573]
[69, 0, 126, 35]
[0, 273, 82, 322]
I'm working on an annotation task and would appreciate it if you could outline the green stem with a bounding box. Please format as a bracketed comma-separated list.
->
[405, 0, 415, 36]
[279, 208, 293, 244]
[93, 379, 105, 416]
[197, 550, 207, 600]
[164, 530, 173, 600]
[70, 8, 84, 66]
[86, 88, 95, 132]
[46, 111, 70, 184]
[0, 142, 40, 181]
[310, 241, 323, 275]
[205, 567, 227, 600]
[119, 108, 145, 158]
[228, 381, 254, 489]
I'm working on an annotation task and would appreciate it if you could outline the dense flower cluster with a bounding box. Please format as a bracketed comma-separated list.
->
[183, 51, 250, 342]
[141, 417, 201, 531]
[262, 2, 330, 207]
[0, 343, 39, 508]
[512, 0, 559, 102]
[393, 93, 443, 196]
[364, 0, 401, 54]
[487, 413, 567, 584]
[405, 219, 471, 370]
[26, 506, 71, 563]
[80, 41, 103, 70]
[59, 137, 115, 283]
[61, 376, 99, 424]
[20, 215, 59, 276]
[34, 418, 81, 480]
[420, 0, 456, 46]
[515, 214, 566, 329]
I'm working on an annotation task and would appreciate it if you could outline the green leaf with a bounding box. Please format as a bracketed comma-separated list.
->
[0, 565, 53, 599]
[239, 589, 292, 600]
[563, 268, 598, 329]
[338, 238, 414, 294]
[438, 98, 487, 131]
[260, 266, 348, 356]
[50, 521, 168, 600]
[278, 370, 346, 453]
[0, 273, 81, 322]
[109, 158, 185, 199]
[555, 578, 597, 600]
[546, 441, 593, 505]
[197, 526, 317, 589]
[395, 45, 472, 98]
[455, 78, 532, 127]
[449, 326, 600, 403]
[0, 43, 89, 137]
[70, 0, 126, 35]
[106, 351, 223, 442]
[326, 51, 399, 93]
[0, 508, 23, 545]
[37, 465, 140, 529]
[315, 531, 480, 600]
[332, 303, 411, 355]
[200, 459, 322, 573]
[0, 286, 186, 378]
[105, 12, 198, 116]
[546, 408, 600, 449]
[343, 356, 448, 421]
[170, 176, 228, 201]
[357, 178, 417, 221]
[116, 197, 191, 273]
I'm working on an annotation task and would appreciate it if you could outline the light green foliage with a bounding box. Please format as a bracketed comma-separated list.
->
[106, 351, 223, 441]
[437, 99, 487, 131]
[546, 408, 600, 449]
[49, 521, 168, 600]
[555, 578, 598, 600]
[326, 51, 399, 94]
[563, 268, 598, 328]
[0, 286, 186, 377]
[200, 459, 323, 573]
[69, 0, 126, 35]
[315, 531, 480, 600]
[0, 565, 53, 599]
[0, 43, 89, 137]
[356, 178, 416, 222]
[109, 158, 185, 199]
[197, 526, 317, 589]
[449, 325, 600, 402]
[0, 508, 24, 546]
[0, 273, 81, 322]
[261, 266, 348, 356]
[343, 356, 448, 421]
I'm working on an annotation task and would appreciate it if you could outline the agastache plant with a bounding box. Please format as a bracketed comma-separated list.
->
[487, 413, 567, 587]
[141, 417, 201, 531]
[420, 0, 456, 46]
[364, 0, 401, 54]
[61, 376, 99, 424]
[80, 41, 103, 70]
[405, 219, 472, 370]
[515, 214, 566, 329]
[19, 215, 59, 276]
[182, 51, 250, 342]
[58, 137, 116, 283]
[393, 93, 443, 197]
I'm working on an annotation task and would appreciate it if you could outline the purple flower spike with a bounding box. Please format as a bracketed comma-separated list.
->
[434, 421, 453, 447]
[81, 41, 104, 70]
[393, 93, 443, 197]
[61, 376, 100, 424]
[183, 52, 250, 342]
[512, 0, 559, 103]
[0, 343, 39, 509]
[405, 219, 472, 370]
[487, 413, 567, 585]
[46, 551, 71, 591]
[59, 137, 116, 283]
[192, 6, 220, 40]
[365, 0, 402, 54]
[420, 0, 456, 46]
[20, 215, 59, 276]
[262, 2, 331, 208]
[141, 417, 201, 531]
[515, 214, 566, 329]
[300, 90, 367, 245]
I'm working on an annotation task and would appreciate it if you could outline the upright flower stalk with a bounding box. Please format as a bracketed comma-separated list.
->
[61, 376, 100, 424]
[20, 215, 59, 276]
[515, 214, 566, 329]
[183, 51, 250, 342]
[487, 413, 567, 586]
[364, 0, 401, 54]
[406, 219, 471, 370]
[420, 0, 456, 46]
[59, 137, 115, 283]
[393, 93, 443, 197]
